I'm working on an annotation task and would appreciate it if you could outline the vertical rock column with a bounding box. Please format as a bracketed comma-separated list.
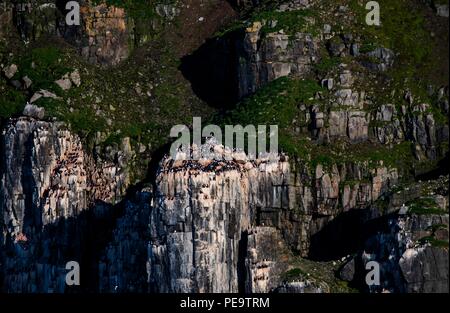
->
[1, 117, 88, 239]
[148, 149, 291, 293]
[0, 116, 130, 292]
[149, 165, 252, 293]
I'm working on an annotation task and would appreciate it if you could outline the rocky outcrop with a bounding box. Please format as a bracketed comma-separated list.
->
[361, 47, 395, 72]
[311, 67, 370, 142]
[273, 280, 323, 293]
[78, 2, 129, 66]
[399, 245, 448, 293]
[421, 0, 449, 18]
[308, 67, 448, 157]
[1, 117, 129, 238]
[237, 22, 320, 98]
[0, 116, 130, 292]
[346, 177, 450, 293]
[372, 101, 449, 160]
[245, 227, 290, 293]
[362, 213, 449, 293]
[8, 0, 130, 65]
[284, 160, 398, 256]
[6, 0, 180, 66]
[11, 1, 63, 41]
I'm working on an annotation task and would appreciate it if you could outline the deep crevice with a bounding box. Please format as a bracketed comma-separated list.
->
[237, 230, 248, 293]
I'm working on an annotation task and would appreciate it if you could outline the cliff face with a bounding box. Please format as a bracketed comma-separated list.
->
[148, 147, 290, 292]
[0, 116, 130, 292]
[338, 177, 449, 293]
[145, 140, 400, 292]
[1, 116, 129, 238]
[0, 0, 448, 294]
[98, 189, 152, 293]
[0, 120, 439, 293]
[360, 212, 449, 293]
[285, 161, 399, 257]
[234, 37, 448, 152]
[237, 22, 320, 99]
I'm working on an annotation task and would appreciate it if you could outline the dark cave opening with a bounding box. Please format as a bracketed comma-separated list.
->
[179, 31, 242, 111]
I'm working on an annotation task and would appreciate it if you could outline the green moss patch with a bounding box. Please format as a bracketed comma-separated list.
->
[407, 197, 448, 215]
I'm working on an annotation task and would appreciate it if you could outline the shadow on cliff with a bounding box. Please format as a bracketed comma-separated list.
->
[0, 200, 125, 292]
[308, 208, 394, 261]
[415, 152, 449, 181]
[307, 210, 397, 292]
[179, 31, 242, 110]
[237, 230, 248, 293]
[0, 184, 152, 293]
[22, 135, 41, 234]
[309, 152, 450, 262]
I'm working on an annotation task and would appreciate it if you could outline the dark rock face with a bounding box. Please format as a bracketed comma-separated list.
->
[6, 1, 124, 65]
[361, 47, 395, 72]
[400, 246, 448, 293]
[98, 190, 152, 293]
[361, 214, 449, 293]
[421, 0, 449, 17]
[339, 258, 355, 282]
[348, 178, 450, 293]
[12, 1, 63, 41]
